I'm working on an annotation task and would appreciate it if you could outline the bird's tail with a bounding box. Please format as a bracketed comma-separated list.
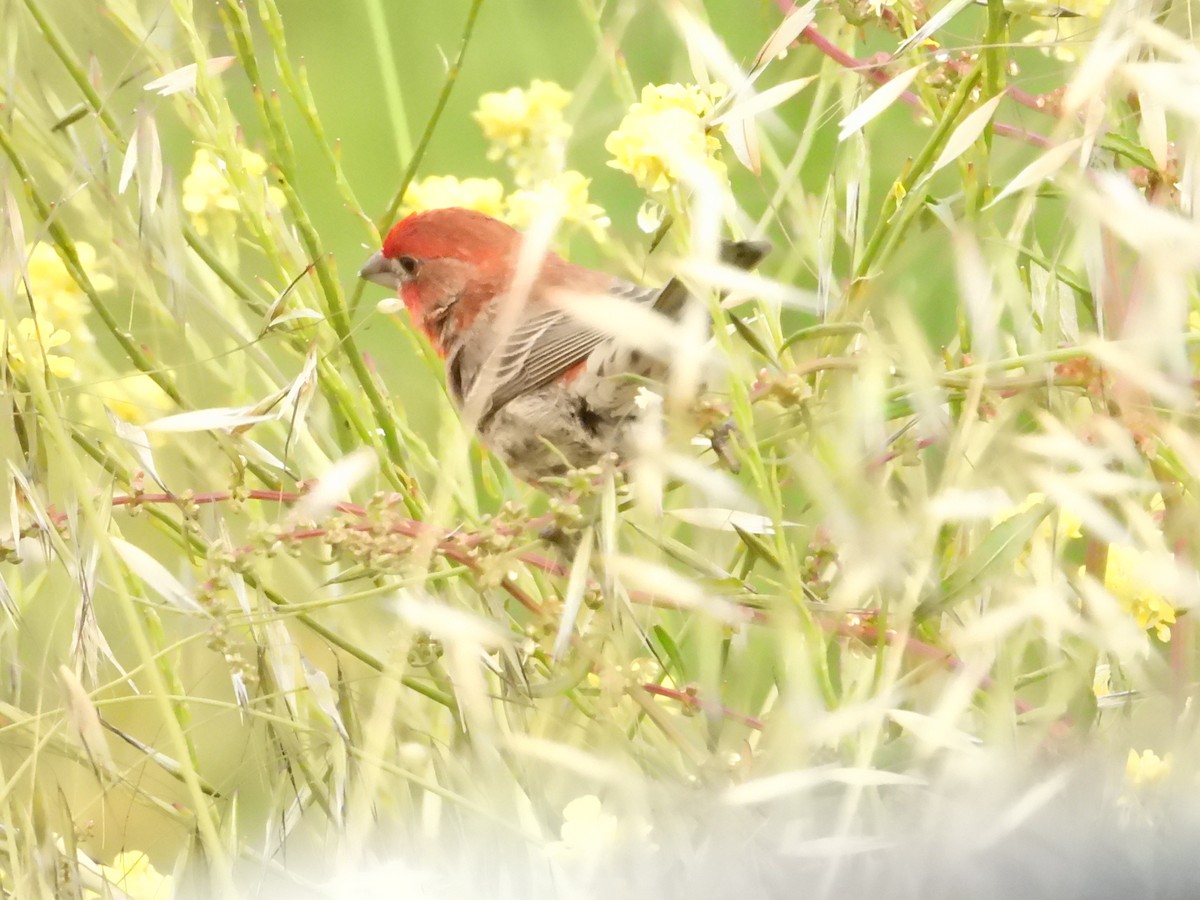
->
[653, 238, 772, 319]
[719, 238, 772, 271]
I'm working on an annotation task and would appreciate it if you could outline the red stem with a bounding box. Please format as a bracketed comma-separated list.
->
[642, 682, 766, 730]
[39, 488, 1069, 734]
[840, 620, 1073, 737]
[770, 1, 1058, 148]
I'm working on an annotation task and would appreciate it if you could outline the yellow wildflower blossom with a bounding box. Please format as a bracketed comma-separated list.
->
[2, 317, 75, 379]
[1105, 545, 1177, 642]
[1125, 748, 1171, 788]
[182, 147, 286, 236]
[546, 794, 621, 860]
[400, 175, 507, 218]
[105, 372, 174, 425]
[606, 83, 728, 193]
[474, 80, 572, 186]
[82, 849, 173, 899]
[24, 242, 110, 337]
[505, 170, 610, 241]
[1021, 0, 1111, 61]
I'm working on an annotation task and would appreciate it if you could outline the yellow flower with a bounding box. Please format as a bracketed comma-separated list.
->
[505, 170, 610, 241]
[605, 83, 728, 193]
[474, 80, 572, 186]
[48, 839, 173, 900]
[400, 175, 507, 218]
[1125, 748, 1171, 788]
[546, 794, 620, 859]
[24, 242, 110, 336]
[2, 317, 75, 379]
[475, 79, 572, 151]
[105, 373, 174, 424]
[85, 849, 173, 899]
[182, 147, 286, 236]
[1021, 0, 1111, 60]
[182, 149, 232, 216]
[1105, 545, 1177, 642]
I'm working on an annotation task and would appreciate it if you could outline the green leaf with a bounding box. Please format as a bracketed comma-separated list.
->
[826, 637, 843, 700]
[731, 524, 782, 569]
[1022, 252, 1091, 297]
[778, 322, 865, 354]
[627, 522, 736, 580]
[726, 312, 778, 364]
[921, 502, 1052, 616]
[1067, 682, 1099, 734]
[1098, 133, 1157, 170]
[652, 626, 686, 681]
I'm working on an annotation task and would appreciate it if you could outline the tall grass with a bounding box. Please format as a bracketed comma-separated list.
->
[1, 0, 1198, 895]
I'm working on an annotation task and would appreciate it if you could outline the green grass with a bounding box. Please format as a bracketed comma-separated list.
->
[1, 0, 1197, 894]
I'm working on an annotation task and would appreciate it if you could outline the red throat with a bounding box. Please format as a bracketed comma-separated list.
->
[399, 281, 445, 354]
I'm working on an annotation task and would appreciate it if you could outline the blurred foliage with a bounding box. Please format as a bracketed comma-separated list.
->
[2, 0, 1199, 895]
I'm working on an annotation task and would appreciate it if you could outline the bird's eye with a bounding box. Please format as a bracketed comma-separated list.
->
[397, 256, 419, 276]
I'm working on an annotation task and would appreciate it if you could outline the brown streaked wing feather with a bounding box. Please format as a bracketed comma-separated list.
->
[473, 280, 660, 425]
[471, 239, 772, 425]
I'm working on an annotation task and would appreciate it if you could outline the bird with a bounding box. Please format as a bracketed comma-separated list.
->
[360, 207, 770, 485]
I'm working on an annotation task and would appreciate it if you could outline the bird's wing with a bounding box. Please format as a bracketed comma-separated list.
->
[469, 280, 659, 426]
[469, 239, 773, 425]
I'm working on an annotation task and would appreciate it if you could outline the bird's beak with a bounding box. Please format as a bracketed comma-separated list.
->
[358, 251, 403, 291]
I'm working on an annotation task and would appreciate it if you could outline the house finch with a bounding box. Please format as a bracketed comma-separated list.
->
[360, 207, 769, 484]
